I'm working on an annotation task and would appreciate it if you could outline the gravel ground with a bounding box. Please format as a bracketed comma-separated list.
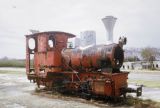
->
[0, 73, 101, 108]
[0, 68, 160, 108]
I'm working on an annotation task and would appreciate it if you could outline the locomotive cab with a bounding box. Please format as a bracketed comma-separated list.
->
[26, 31, 75, 79]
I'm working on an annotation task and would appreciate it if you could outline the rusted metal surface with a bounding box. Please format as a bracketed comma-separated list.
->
[62, 44, 124, 72]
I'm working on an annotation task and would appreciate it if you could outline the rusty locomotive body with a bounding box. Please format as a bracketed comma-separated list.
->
[26, 31, 142, 98]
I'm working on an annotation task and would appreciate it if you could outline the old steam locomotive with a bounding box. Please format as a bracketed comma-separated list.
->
[25, 17, 142, 98]
[26, 31, 142, 98]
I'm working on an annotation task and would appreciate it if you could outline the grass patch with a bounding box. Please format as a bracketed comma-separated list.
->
[0, 70, 25, 75]
[124, 96, 160, 108]
[129, 79, 160, 88]
[0, 59, 25, 67]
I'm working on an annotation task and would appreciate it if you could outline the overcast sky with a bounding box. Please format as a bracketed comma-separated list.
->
[0, 0, 160, 59]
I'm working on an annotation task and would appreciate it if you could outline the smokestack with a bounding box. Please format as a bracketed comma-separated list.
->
[102, 16, 117, 43]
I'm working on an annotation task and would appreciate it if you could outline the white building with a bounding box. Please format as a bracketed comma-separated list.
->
[74, 38, 81, 48]
[122, 61, 160, 70]
[80, 31, 96, 47]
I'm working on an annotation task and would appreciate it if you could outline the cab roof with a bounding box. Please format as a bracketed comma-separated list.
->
[26, 31, 76, 38]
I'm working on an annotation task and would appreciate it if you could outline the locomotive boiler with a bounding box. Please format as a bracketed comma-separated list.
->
[62, 42, 125, 73]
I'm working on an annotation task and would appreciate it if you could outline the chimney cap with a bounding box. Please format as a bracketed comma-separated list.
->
[102, 16, 117, 20]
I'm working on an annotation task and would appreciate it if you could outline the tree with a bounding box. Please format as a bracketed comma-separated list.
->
[0, 56, 9, 60]
[141, 47, 159, 69]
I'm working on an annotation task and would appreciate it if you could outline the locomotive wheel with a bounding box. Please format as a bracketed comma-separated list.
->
[81, 92, 91, 100]
[123, 93, 126, 99]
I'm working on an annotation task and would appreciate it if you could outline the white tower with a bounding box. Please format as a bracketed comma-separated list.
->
[102, 16, 117, 43]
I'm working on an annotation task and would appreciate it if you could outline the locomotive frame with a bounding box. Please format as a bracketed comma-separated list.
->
[26, 31, 142, 99]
